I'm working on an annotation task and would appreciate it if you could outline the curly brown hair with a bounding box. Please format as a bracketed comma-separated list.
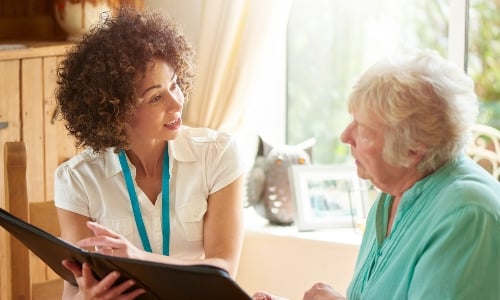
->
[56, 7, 195, 153]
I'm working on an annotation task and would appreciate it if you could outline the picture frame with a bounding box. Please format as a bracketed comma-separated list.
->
[288, 164, 369, 232]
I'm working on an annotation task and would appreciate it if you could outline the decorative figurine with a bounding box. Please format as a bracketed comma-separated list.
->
[246, 136, 315, 225]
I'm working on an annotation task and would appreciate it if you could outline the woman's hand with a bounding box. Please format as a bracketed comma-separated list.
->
[302, 283, 345, 300]
[62, 259, 145, 299]
[252, 291, 289, 300]
[76, 221, 145, 260]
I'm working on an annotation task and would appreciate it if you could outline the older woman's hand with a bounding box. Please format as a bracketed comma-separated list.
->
[303, 282, 345, 300]
[252, 291, 289, 300]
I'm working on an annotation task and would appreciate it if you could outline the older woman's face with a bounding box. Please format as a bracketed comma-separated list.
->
[340, 108, 405, 190]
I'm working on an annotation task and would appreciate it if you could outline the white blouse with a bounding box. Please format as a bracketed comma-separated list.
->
[54, 126, 244, 259]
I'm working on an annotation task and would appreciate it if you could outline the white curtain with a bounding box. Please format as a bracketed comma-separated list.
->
[183, 0, 292, 133]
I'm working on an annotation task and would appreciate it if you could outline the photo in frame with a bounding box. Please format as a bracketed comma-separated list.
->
[288, 164, 369, 232]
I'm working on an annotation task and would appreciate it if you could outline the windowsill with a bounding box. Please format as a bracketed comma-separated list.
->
[238, 208, 361, 298]
[243, 208, 363, 246]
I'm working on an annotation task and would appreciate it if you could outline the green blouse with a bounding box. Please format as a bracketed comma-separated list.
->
[347, 155, 500, 300]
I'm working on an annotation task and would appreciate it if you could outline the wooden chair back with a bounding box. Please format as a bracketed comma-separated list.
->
[4, 141, 64, 300]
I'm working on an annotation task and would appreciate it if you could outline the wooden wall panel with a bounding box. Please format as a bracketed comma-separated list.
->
[21, 58, 47, 284]
[1, 42, 76, 299]
[43, 55, 59, 201]
[0, 60, 21, 207]
[0, 59, 21, 300]
[21, 58, 45, 205]
[42, 55, 75, 281]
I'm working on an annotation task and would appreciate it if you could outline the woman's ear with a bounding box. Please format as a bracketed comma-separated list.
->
[408, 143, 427, 166]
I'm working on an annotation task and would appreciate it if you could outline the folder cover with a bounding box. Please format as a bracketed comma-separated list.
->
[0, 208, 252, 300]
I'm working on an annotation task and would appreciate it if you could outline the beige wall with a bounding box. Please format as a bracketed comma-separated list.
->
[145, 0, 201, 48]
[237, 229, 360, 299]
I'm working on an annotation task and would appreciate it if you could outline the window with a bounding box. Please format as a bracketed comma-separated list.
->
[286, 0, 495, 164]
[468, 0, 500, 129]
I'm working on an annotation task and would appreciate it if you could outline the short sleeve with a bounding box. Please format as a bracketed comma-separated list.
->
[206, 132, 244, 194]
[54, 161, 91, 217]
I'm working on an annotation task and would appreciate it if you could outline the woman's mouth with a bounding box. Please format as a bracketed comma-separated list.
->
[164, 117, 181, 130]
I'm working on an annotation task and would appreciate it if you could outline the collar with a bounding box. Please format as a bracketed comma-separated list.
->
[382, 154, 465, 214]
[103, 126, 218, 178]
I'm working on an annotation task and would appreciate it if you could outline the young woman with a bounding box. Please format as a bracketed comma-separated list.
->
[55, 8, 245, 299]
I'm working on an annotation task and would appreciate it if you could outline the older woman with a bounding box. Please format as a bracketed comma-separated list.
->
[337, 49, 500, 300]
[254, 50, 500, 300]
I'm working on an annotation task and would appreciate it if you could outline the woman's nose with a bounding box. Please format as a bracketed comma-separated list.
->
[166, 91, 184, 112]
[340, 122, 354, 145]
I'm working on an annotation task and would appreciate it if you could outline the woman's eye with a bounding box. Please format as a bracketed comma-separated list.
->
[151, 94, 162, 103]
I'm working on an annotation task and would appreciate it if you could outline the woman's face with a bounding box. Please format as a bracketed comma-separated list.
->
[127, 58, 184, 143]
[340, 107, 407, 191]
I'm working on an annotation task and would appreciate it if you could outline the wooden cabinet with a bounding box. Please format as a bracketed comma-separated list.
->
[0, 0, 65, 40]
[0, 42, 78, 300]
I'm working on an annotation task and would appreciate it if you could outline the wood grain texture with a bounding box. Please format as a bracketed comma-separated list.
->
[5, 141, 63, 300]
[0, 59, 21, 300]
[22, 57, 45, 206]
[1, 42, 76, 300]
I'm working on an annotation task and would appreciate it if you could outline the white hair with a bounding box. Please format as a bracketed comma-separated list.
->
[348, 49, 478, 172]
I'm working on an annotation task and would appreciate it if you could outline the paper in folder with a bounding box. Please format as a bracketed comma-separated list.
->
[0, 207, 252, 300]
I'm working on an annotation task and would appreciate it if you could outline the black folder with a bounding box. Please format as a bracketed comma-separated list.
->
[0, 207, 252, 300]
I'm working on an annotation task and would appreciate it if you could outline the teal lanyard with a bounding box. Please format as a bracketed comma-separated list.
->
[118, 147, 170, 255]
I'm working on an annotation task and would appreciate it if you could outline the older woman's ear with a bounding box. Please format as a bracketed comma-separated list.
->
[407, 143, 427, 167]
